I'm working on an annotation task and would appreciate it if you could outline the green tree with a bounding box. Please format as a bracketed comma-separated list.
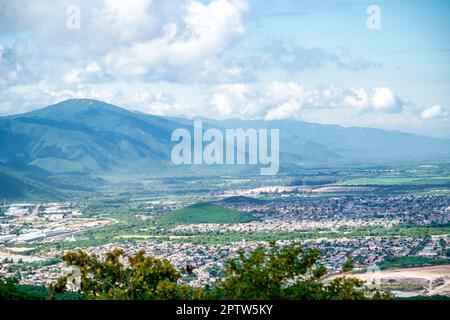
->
[0, 276, 24, 299]
[50, 248, 204, 300]
[0, 276, 42, 300]
[211, 242, 390, 300]
[342, 254, 354, 273]
[50, 243, 391, 300]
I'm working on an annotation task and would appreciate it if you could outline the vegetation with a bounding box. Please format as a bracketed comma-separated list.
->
[0, 276, 80, 300]
[400, 295, 450, 300]
[137, 224, 450, 246]
[46, 243, 391, 300]
[159, 202, 255, 225]
[50, 248, 203, 300]
[342, 254, 354, 273]
[378, 255, 450, 270]
[0, 276, 36, 300]
[338, 174, 450, 186]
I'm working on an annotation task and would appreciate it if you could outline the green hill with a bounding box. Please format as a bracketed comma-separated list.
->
[217, 195, 266, 206]
[159, 202, 255, 225]
[0, 166, 66, 200]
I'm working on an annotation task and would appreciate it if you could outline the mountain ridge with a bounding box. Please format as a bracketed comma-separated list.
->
[0, 98, 449, 199]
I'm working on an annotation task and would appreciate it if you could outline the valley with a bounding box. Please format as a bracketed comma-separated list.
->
[0, 99, 449, 300]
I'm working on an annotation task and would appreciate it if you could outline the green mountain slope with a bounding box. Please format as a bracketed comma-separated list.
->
[0, 166, 66, 200]
[0, 99, 182, 175]
[0, 99, 450, 200]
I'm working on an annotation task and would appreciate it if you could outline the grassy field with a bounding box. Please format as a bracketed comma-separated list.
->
[378, 256, 450, 270]
[158, 202, 255, 225]
[338, 175, 450, 186]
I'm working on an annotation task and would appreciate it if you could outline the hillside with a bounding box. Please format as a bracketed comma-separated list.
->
[0, 166, 67, 200]
[1, 99, 449, 176]
[216, 196, 266, 206]
[0, 99, 450, 199]
[206, 118, 450, 164]
[0, 99, 181, 175]
[159, 202, 255, 225]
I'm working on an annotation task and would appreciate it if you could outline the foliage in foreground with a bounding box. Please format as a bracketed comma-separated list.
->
[46, 242, 391, 300]
[0, 276, 35, 300]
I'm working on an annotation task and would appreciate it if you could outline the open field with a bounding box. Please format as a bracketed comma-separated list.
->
[331, 265, 450, 297]
[338, 175, 450, 186]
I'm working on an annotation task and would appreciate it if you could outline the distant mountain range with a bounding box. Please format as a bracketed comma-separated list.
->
[1, 99, 449, 199]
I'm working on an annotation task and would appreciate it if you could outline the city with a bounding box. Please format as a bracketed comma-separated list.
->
[1, 176, 449, 297]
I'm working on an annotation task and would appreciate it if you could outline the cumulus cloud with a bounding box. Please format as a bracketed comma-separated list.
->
[0, 0, 385, 86]
[420, 105, 450, 121]
[208, 81, 307, 120]
[1, 80, 447, 138]
[206, 82, 408, 121]
[371, 87, 403, 112]
[63, 62, 112, 84]
[0, 82, 187, 117]
[104, 0, 247, 76]
[262, 82, 305, 120]
[338, 86, 406, 113]
[0, 40, 38, 87]
[342, 87, 370, 109]
[264, 100, 301, 120]
[210, 83, 256, 117]
[0, 0, 249, 85]
[0, 0, 446, 137]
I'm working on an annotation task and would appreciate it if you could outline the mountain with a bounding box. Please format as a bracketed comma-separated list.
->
[205, 118, 450, 164]
[0, 99, 182, 175]
[0, 99, 449, 199]
[0, 165, 66, 200]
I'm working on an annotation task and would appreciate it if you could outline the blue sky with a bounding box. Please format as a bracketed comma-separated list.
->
[0, 0, 449, 137]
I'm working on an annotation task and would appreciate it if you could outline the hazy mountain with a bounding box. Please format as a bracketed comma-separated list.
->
[204, 118, 450, 164]
[0, 99, 181, 175]
[0, 99, 449, 199]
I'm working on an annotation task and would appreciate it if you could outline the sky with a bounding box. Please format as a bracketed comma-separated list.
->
[0, 0, 449, 137]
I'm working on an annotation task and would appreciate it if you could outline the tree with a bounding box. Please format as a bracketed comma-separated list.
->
[50, 243, 391, 300]
[210, 242, 390, 300]
[342, 254, 354, 273]
[50, 248, 204, 300]
[0, 276, 23, 299]
[0, 275, 41, 300]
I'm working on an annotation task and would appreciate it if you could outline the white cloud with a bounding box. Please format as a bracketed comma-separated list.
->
[0, 82, 185, 117]
[343, 87, 369, 109]
[265, 81, 305, 102]
[92, 0, 160, 44]
[0, 0, 248, 85]
[103, 0, 248, 78]
[211, 94, 233, 116]
[206, 82, 409, 121]
[0, 79, 448, 137]
[0, 40, 37, 87]
[420, 105, 450, 121]
[371, 87, 402, 112]
[209, 83, 256, 117]
[264, 100, 301, 120]
[63, 62, 107, 84]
